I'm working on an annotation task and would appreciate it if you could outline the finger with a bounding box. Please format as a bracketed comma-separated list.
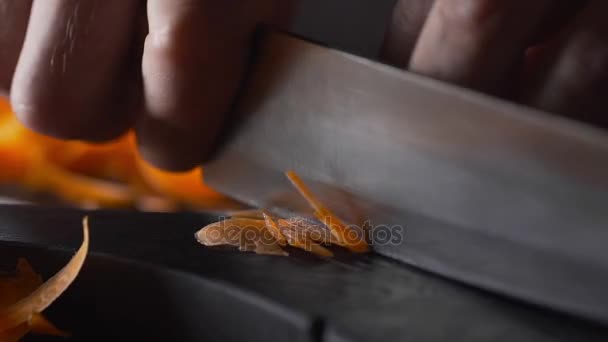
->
[135, 115, 205, 172]
[11, 0, 141, 140]
[382, 0, 434, 67]
[409, 0, 552, 94]
[520, 1, 608, 126]
[0, 0, 32, 95]
[139, 0, 286, 171]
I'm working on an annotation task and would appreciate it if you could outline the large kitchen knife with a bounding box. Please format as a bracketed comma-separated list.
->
[202, 30, 608, 324]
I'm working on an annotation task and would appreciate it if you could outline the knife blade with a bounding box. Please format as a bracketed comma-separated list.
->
[203, 31, 608, 324]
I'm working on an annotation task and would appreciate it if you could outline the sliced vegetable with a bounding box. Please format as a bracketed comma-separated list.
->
[196, 172, 370, 258]
[285, 171, 369, 253]
[283, 217, 337, 245]
[0, 97, 238, 211]
[228, 209, 265, 220]
[275, 218, 334, 258]
[0, 216, 90, 335]
[29, 314, 70, 337]
[196, 218, 287, 256]
[28, 163, 135, 208]
[262, 212, 288, 246]
[135, 154, 241, 210]
[0, 322, 29, 342]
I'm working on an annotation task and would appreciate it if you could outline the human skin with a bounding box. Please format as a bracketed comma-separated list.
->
[0, 0, 606, 171]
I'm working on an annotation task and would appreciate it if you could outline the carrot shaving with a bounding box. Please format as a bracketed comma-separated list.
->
[285, 171, 369, 253]
[28, 163, 135, 208]
[29, 314, 70, 337]
[196, 218, 287, 256]
[0, 322, 29, 342]
[228, 209, 265, 219]
[135, 155, 239, 210]
[276, 218, 334, 257]
[0, 97, 239, 211]
[0, 216, 90, 334]
[262, 211, 287, 246]
[196, 218, 266, 247]
[0, 260, 42, 311]
[196, 215, 332, 258]
[196, 172, 370, 258]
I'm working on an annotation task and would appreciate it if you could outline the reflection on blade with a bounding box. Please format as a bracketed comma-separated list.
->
[204, 32, 608, 323]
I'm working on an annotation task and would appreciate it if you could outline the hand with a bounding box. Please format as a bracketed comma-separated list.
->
[385, 0, 608, 127]
[1, 1, 606, 172]
[0, 0, 288, 171]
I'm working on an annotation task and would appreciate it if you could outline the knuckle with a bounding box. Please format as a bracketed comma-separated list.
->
[10, 86, 53, 133]
[10, 86, 127, 141]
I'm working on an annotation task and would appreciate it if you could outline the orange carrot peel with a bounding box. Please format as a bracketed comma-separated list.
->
[196, 171, 369, 258]
[0, 97, 240, 211]
[0, 216, 90, 338]
[285, 171, 369, 253]
[262, 211, 288, 246]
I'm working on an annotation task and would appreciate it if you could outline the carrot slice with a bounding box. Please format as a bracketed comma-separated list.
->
[262, 212, 288, 246]
[196, 218, 287, 256]
[229, 209, 265, 220]
[276, 219, 334, 258]
[0, 322, 29, 342]
[313, 212, 369, 253]
[285, 171, 369, 253]
[14, 259, 42, 287]
[135, 155, 240, 210]
[29, 314, 70, 337]
[284, 217, 337, 244]
[0, 259, 43, 309]
[196, 218, 265, 247]
[0, 216, 90, 332]
[28, 163, 135, 208]
[0, 98, 240, 212]
[0, 259, 68, 338]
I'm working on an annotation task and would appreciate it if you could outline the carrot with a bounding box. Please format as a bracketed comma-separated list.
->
[29, 314, 70, 337]
[28, 163, 135, 208]
[196, 218, 287, 256]
[285, 171, 369, 253]
[262, 211, 288, 246]
[0, 216, 90, 332]
[0, 97, 238, 211]
[135, 153, 241, 210]
[276, 218, 334, 258]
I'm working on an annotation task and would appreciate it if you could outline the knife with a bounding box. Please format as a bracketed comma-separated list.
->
[202, 28, 608, 325]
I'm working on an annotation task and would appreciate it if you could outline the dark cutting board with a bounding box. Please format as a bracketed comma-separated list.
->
[0, 204, 606, 341]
